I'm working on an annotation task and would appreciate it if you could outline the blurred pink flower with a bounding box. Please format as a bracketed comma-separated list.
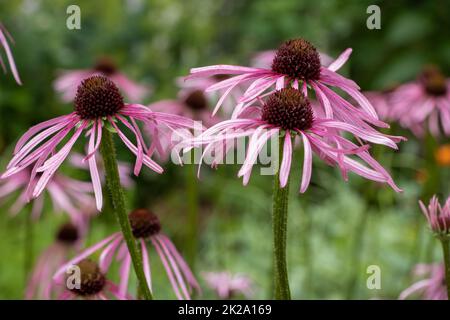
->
[55, 259, 129, 300]
[0, 22, 21, 84]
[400, 263, 447, 300]
[147, 88, 221, 161]
[1, 76, 196, 211]
[26, 223, 84, 300]
[390, 66, 450, 137]
[188, 88, 402, 192]
[69, 153, 134, 189]
[419, 195, 450, 235]
[203, 271, 253, 299]
[54, 57, 150, 102]
[187, 38, 386, 132]
[54, 209, 200, 300]
[0, 168, 95, 224]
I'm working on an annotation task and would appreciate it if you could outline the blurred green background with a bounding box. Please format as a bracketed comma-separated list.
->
[0, 0, 449, 299]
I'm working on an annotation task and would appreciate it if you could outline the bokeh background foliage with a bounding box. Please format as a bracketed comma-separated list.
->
[0, 0, 449, 299]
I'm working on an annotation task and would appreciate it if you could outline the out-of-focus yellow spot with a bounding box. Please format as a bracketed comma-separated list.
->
[435, 144, 450, 166]
[415, 169, 428, 184]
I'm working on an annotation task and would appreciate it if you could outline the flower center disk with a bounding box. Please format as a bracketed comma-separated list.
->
[271, 38, 321, 81]
[56, 223, 79, 245]
[74, 75, 124, 120]
[419, 66, 447, 96]
[262, 88, 313, 130]
[184, 90, 208, 111]
[69, 259, 106, 296]
[128, 208, 161, 238]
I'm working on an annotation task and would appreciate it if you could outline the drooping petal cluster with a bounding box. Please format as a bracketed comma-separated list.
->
[0, 22, 21, 84]
[187, 88, 402, 192]
[187, 39, 382, 129]
[400, 263, 447, 300]
[419, 195, 450, 236]
[0, 168, 95, 223]
[1, 76, 196, 211]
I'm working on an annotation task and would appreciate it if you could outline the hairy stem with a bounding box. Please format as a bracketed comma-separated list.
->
[100, 128, 153, 300]
[440, 238, 450, 300]
[272, 136, 291, 300]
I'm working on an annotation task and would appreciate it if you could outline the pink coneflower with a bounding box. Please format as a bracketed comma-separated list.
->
[54, 57, 150, 102]
[149, 88, 219, 127]
[189, 88, 402, 192]
[420, 195, 450, 236]
[177, 75, 241, 117]
[54, 209, 200, 300]
[203, 272, 253, 299]
[147, 89, 217, 161]
[389, 65, 450, 137]
[0, 168, 95, 223]
[187, 38, 384, 130]
[56, 259, 129, 300]
[26, 223, 82, 300]
[0, 22, 21, 84]
[400, 263, 447, 300]
[1, 75, 195, 211]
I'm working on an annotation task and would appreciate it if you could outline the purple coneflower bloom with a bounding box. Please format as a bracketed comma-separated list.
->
[0, 168, 95, 223]
[0, 22, 21, 84]
[190, 88, 402, 192]
[149, 88, 220, 127]
[1, 75, 195, 211]
[389, 65, 450, 137]
[420, 195, 450, 235]
[56, 259, 129, 300]
[203, 271, 253, 299]
[54, 57, 150, 102]
[187, 38, 383, 130]
[400, 263, 447, 300]
[54, 209, 200, 300]
[26, 223, 83, 300]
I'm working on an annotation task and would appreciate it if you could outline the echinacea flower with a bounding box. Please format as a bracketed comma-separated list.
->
[54, 56, 150, 102]
[189, 88, 402, 192]
[147, 88, 220, 160]
[26, 223, 83, 300]
[389, 65, 450, 137]
[1, 75, 195, 211]
[54, 209, 200, 300]
[0, 22, 21, 84]
[203, 271, 253, 299]
[149, 88, 219, 127]
[0, 167, 95, 223]
[420, 195, 450, 236]
[187, 38, 384, 131]
[56, 259, 129, 300]
[400, 263, 447, 300]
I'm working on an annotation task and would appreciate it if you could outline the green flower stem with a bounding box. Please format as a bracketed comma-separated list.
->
[186, 161, 199, 270]
[100, 127, 153, 300]
[440, 238, 450, 299]
[24, 205, 33, 283]
[272, 136, 291, 300]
